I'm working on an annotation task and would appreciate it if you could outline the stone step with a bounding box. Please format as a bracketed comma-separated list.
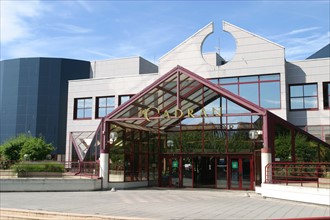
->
[1, 209, 90, 220]
[0, 214, 55, 220]
[0, 209, 145, 220]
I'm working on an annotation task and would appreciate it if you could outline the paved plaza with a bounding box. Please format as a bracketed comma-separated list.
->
[1, 188, 329, 219]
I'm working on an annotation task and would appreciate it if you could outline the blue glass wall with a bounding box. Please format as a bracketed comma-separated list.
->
[0, 58, 90, 154]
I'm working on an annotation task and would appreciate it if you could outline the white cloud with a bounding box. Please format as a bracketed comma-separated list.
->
[84, 49, 114, 59]
[0, 0, 47, 44]
[284, 32, 330, 60]
[50, 23, 92, 34]
[76, 0, 93, 13]
[4, 35, 93, 59]
[268, 27, 329, 60]
[270, 27, 321, 40]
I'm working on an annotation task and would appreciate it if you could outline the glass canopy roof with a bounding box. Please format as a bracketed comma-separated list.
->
[104, 66, 266, 132]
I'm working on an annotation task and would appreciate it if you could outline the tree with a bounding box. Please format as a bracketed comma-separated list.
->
[0, 134, 54, 162]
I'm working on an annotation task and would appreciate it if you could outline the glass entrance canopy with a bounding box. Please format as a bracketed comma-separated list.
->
[70, 66, 330, 188]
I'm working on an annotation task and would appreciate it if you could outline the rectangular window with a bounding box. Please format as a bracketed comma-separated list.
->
[215, 74, 281, 109]
[74, 97, 92, 119]
[96, 96, 115, 118]
[209, 78, 219, 85]
[289, 83, 318, 110]
[323, 82, 330, 109]
[119, 95, 133, 106]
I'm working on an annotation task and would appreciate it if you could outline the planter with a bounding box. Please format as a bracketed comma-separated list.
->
[17, 172, 63, 178]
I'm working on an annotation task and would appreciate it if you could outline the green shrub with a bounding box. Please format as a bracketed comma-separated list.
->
[0, 134, 54, 165]
[11, 162, 64, 173]
[0, 134, 30, 162]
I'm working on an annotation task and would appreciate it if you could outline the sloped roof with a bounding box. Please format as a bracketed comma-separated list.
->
[306, 44, 330, 59]
[103, 65, 266, 131]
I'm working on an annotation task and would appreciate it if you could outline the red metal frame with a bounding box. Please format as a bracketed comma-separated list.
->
[228, 155, 254, 190]
[158, 154, 254, 190]
[304, 125, 330, 142]
[78, 65, 330, 188]
[103, 66, 266, 125]
[265, 162, 330, 188]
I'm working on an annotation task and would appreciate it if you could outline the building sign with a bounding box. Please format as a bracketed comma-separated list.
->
[231, 161, 238, 169]
[139, 107, 222, 121]
[172, 160, 178, 168]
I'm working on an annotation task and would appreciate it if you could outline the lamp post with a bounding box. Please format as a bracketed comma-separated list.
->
[167, 140, 174, 148]
[109, 131, 118, 144]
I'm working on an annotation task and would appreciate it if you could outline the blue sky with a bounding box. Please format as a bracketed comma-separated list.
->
[1, 0, 329, 63]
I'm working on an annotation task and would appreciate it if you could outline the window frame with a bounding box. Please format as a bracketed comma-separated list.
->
[118, 94, 134, 106]
[96, 96, 115, 118]
[209, 73, 281, 109]
[323, 82, 330, 110]
[74, 97, 93, 120]
[289, 83, 318, 111]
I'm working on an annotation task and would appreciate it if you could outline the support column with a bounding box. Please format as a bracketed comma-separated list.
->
[261, 113, 273, 184]
[100, 148, 109, 189]
[261, 148, 272, 183]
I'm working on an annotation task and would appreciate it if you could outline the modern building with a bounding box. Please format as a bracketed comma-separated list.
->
[0, 58, 91, 157]
[65, 21, 330, 190]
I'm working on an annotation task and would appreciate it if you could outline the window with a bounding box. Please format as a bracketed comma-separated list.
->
[119, 95, 133, 106]
[74, 98, 92, 119]
[323, 82, 330, 109]
[210, 74, 281, 109]
[96, 96, 115, 118]
[289, 83, 318, 110]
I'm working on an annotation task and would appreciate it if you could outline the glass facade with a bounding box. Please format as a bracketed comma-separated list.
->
[0, 58, 90, 154]
[101, 70, 268, 190]
[210, 74, 281, 109]
[71, 68, 330, 190]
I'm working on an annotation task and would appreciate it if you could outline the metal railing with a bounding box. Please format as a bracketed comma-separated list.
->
[64, 161, 100, 179]
[265, 162, 330, 188]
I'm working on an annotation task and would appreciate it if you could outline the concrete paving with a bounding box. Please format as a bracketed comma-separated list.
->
[1, 188, 329, 219]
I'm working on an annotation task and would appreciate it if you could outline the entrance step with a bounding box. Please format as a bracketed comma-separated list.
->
[0, 209, 144, 220]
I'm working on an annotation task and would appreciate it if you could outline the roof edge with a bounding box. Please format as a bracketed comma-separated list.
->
[223, 20, 285, 49]
[159, 22, 214, 60]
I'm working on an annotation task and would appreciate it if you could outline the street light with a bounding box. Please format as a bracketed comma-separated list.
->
[167, 140, 174, 148]
[109, 131, 118, 144]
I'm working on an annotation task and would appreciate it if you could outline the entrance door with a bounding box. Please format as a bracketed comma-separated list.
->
[182, 157, 193, 187]
[216, 157, 227, 189]
[193, 156, 215, 188]
[160, 156, 180, 187]
[229, 156, 253, 190]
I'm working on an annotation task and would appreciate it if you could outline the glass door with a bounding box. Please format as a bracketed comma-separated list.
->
[216, 157, 227, 189]
[160, 156, 180, 187]
[170, 157, 180, 187]
[182, 157, 193, 187]
[229, 156, 253, 190]
[193, 156, 215, 188]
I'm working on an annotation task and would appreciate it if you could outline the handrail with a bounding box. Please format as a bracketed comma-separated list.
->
[63, 161, 100, 178]
[265, 162, 330, 188]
